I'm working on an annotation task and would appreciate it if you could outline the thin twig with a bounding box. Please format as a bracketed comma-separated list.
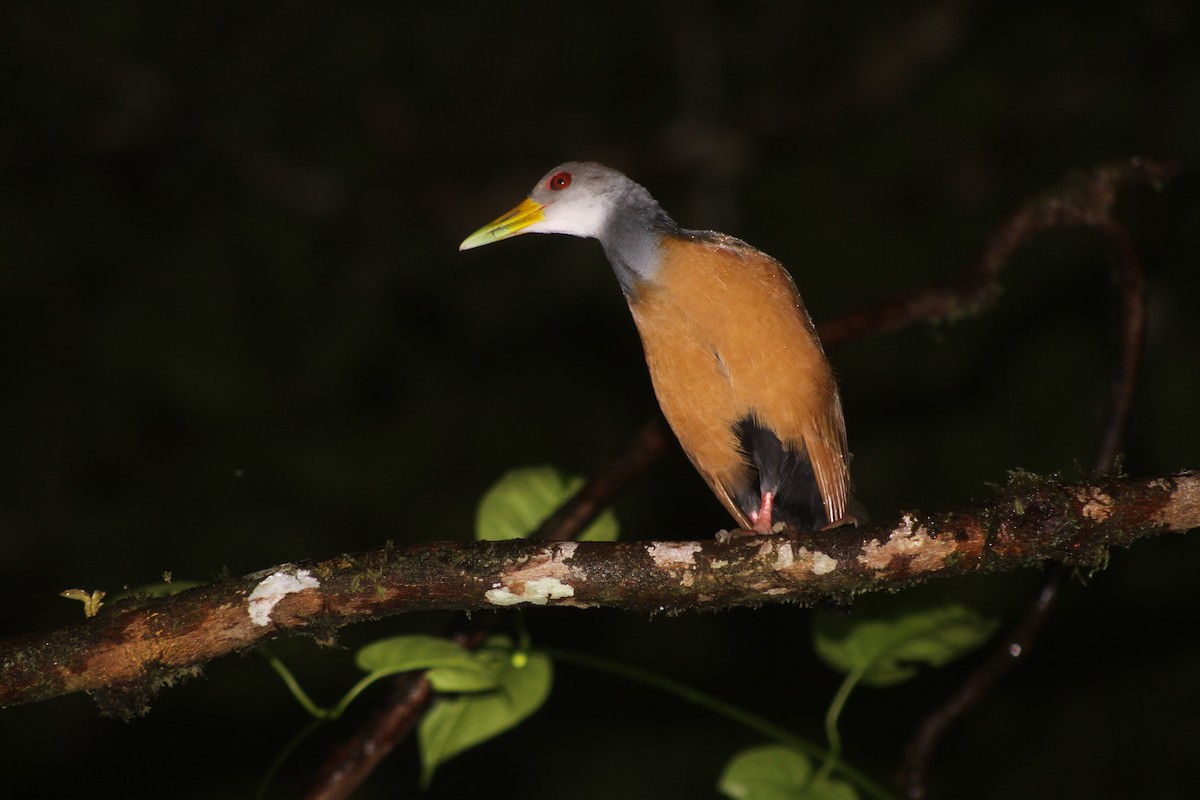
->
[1092, 220, 1148, 475]
[532, 418, 672, 542]
[303, 674, 431, 800]
[897, 568, 1062, 797]
[816, 157, 1177, 348]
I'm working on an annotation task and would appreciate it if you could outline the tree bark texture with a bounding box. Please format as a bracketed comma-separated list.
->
[1, 469, 1196, 713]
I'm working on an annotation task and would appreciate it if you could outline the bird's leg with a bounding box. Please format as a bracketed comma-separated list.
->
[716, 493, 779, 542]
[748, 491, 776, 534]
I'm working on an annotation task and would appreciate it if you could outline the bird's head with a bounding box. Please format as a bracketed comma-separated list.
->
[459, 161, 642, 251]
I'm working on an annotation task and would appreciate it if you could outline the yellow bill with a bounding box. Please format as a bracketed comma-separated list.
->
[459, 198, 545, 251]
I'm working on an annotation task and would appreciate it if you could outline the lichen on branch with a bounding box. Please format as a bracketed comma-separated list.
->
[0, 470, 1196, 713]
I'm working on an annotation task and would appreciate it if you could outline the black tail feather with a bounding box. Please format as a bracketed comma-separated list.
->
[733, 416, 826, 531]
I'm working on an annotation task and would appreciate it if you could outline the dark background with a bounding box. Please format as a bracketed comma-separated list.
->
[2, 2, 1198, 798]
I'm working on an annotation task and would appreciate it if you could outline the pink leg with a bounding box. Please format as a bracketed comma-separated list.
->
[748, 492, 775, 534]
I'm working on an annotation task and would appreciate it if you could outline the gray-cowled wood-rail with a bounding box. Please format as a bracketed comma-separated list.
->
[460, 162, 855, 534]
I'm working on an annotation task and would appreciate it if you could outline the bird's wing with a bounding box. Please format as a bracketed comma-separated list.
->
[702, 467, 754, 530]
[803, 394, 851, 526]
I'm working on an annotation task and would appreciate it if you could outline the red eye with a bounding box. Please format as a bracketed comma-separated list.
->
[547, 171, 572, 191]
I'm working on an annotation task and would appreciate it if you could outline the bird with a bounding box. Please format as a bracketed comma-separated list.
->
[460, 161, 853, 534]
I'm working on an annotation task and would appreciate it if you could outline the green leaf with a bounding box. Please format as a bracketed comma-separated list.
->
[419, 636, 553, 786]
[813, 597, 999, 687]
[475, 465, 619, 541]
[426, 665, 500, 693]
[345, 636, 499, 709]
[719, 746, 857, 800]
[355, 635, 478, 674]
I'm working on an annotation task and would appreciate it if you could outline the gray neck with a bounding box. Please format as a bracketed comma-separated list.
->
[596, 183, 678, 299]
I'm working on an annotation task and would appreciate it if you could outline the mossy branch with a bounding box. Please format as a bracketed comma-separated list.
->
[1, 469, 1196, 713]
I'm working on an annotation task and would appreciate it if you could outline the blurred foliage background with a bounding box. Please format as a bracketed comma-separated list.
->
[1, 2, 1198, 798]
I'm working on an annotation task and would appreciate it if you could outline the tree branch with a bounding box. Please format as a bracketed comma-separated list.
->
[815, 156, 1178, 347]
[2, 470, 1196, 712]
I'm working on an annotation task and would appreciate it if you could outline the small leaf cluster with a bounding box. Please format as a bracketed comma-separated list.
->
[359, 634, 552, 786]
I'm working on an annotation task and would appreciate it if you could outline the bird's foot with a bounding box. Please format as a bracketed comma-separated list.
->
[716, 522, 789, 543]
[716, 493, 785, 541]
[820, 513, 863, 531]
[714, 527, 756, 543]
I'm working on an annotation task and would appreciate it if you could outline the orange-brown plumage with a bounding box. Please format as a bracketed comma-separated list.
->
[628, 233, 850, 529]
[460, 161, 854, 533]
